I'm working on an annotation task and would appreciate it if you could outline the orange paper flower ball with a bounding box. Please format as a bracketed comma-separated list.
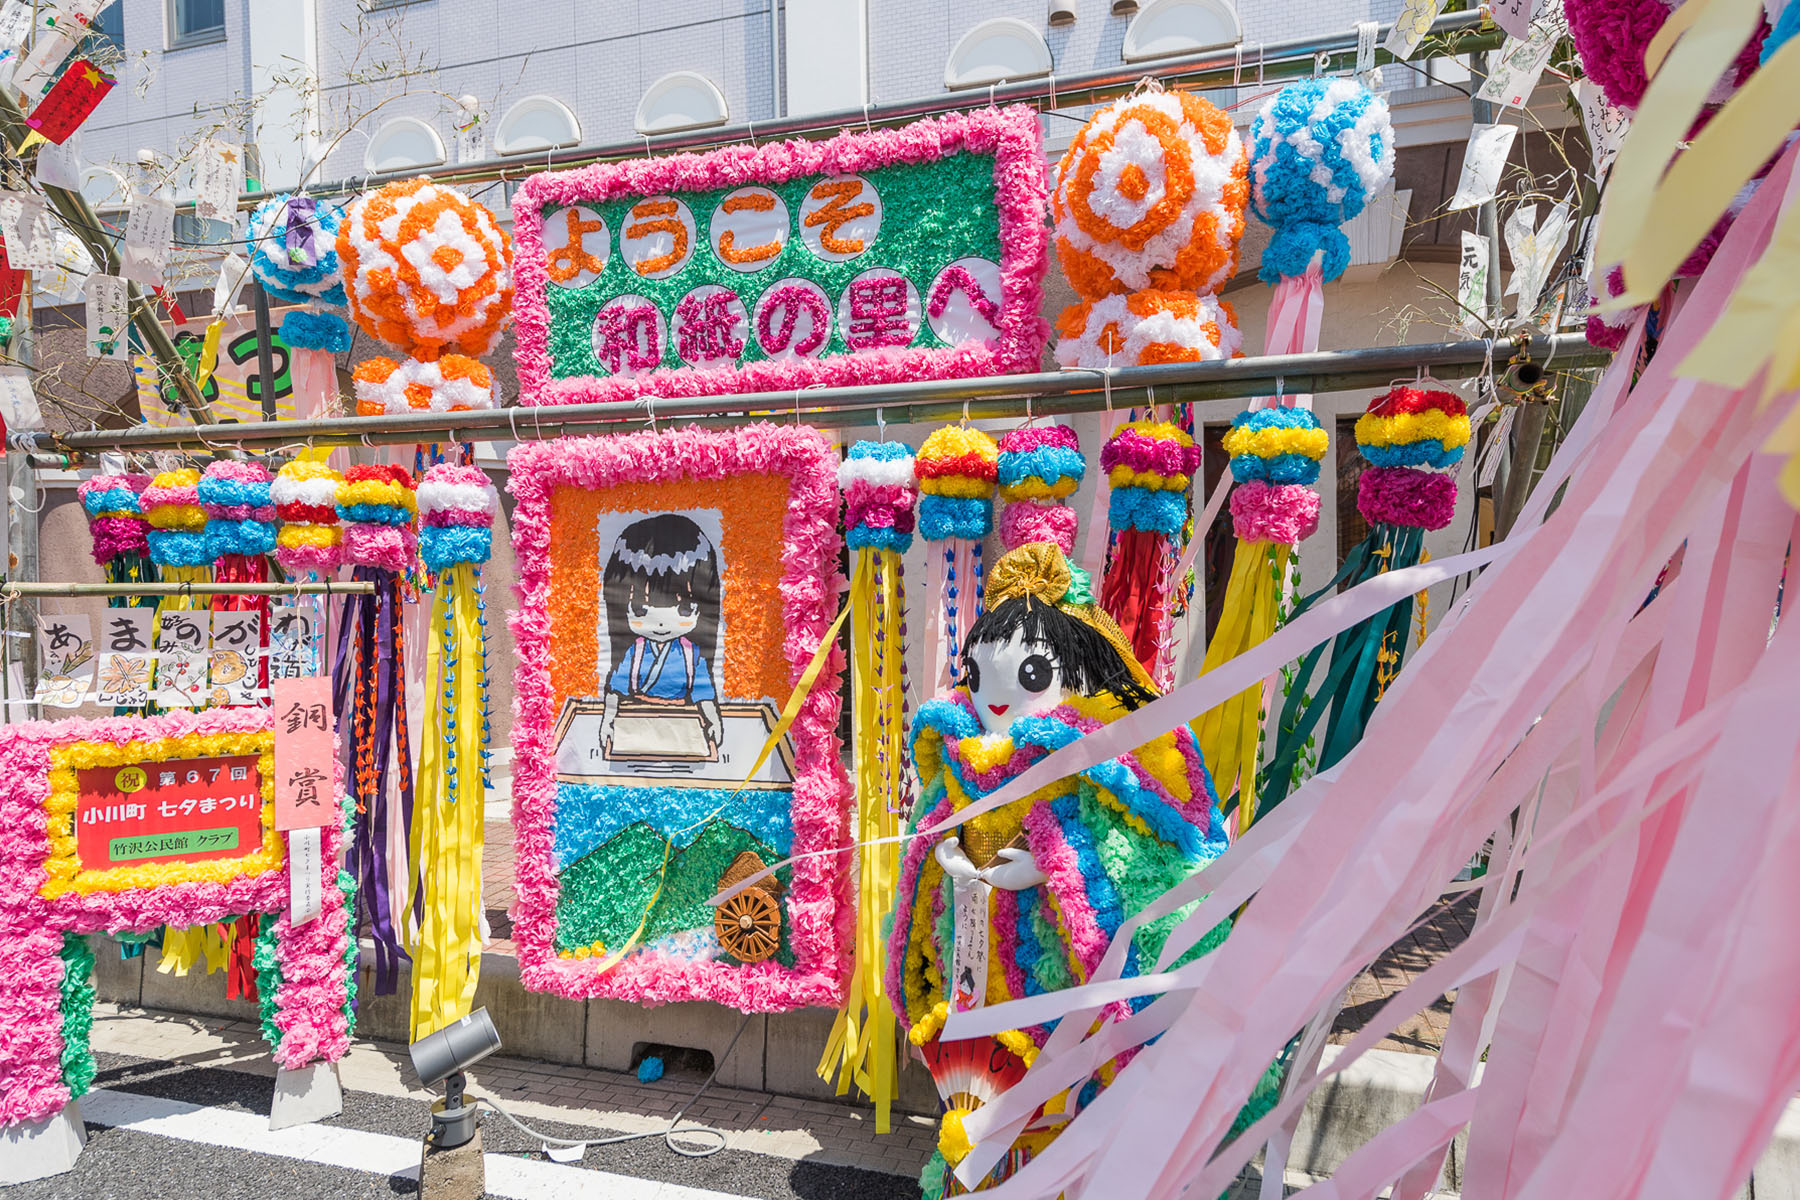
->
[338, 178, 514, 360]
[352, 354, 496, 415]
[1053, 291, 1241, 368]
[1052, 89, 1249, 301]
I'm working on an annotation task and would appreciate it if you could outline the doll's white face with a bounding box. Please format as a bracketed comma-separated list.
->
[627, 599, 699, 643]
[966, 629, 1065, 736]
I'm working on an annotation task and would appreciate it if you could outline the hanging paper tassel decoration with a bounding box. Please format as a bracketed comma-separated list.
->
[1098, 421, 1201, 681]
[274, 459, 344, 677]
[200, 461, 276, 704]
[1194, 408, 1327, 833]
[1248, 78, 1394, 411]
[996, 425, 1084, 555]
[408, 463, 496, 1040]
[916, 425, 998, 692]
[1053, 292, 1242, 368]
[333, 464, 418, 996]
[821, 441, 917, 1131]
[80, 473, 158, 717]
[1259, 387, 1468, 815]
[247, 196, 351, 419]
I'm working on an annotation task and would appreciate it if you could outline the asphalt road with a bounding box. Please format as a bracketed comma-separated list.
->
[6, 1052, 922, 1200]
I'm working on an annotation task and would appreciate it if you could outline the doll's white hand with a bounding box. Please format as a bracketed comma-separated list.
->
[982, 847, 1048, 891]
[934, 836, 983, 883]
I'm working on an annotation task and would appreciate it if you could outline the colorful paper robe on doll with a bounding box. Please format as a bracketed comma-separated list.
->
[886, 542, 1233, 1196]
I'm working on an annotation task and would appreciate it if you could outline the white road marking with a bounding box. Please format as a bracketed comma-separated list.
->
[77, 1088, 755, 1200]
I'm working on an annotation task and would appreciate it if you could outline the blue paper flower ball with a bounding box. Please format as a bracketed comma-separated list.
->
[1248, 78, 1395, 284]
[247, 195, 348, 307]
[279, 309, 352, 353]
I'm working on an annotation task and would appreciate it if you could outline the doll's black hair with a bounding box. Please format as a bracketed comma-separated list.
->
[602, 513, 721, 673]
[959, 593, 1156, 712]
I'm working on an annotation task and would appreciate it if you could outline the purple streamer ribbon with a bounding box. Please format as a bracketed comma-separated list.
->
[284, 197, 320, 268]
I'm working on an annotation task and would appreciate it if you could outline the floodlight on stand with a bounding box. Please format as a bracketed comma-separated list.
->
[1050, 0, 1078, 26]
[409, 1007, 501, 1150]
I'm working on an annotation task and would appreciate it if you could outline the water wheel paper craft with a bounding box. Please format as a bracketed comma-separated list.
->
[507, 423, 851, 1010]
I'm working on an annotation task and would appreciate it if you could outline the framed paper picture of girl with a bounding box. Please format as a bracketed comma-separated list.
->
[508, 424, 851, 1012]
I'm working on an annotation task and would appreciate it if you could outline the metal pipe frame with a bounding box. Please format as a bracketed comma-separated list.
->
[243, 11, 1494, 208]
[12, 334, 1609, 455]
[1, 581, 376, 598]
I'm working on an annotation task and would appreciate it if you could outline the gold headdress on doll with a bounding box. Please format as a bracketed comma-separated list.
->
[983, 542, 1159, 695]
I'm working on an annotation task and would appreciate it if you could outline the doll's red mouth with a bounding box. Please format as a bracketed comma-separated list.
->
[988, 704, 1009, 715]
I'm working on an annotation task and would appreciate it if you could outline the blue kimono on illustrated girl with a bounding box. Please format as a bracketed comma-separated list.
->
[599, 514, 725, 751]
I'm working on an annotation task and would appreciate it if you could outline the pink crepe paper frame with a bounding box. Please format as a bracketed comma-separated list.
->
[509, 105, 1051, 407]
[506, 423, 851, 1009]
[0, 708, 353, 1126]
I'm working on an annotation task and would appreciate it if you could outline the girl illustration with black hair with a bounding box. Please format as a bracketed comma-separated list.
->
[599, 513, 724, 753]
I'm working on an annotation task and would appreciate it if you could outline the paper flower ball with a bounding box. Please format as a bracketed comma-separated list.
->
[1230, 480, 1320, 546]
[78, 473, 151, 562]
[1052, 89, 1248, 300]
[353, 355, 496, 415]
[1222, 408, 1328, 486]
[1357, 467, 1456, 530]
[1103, 420, 1198, 535]
[418, 463, 497, 571]
[1565, 0, 1769, 113]
[916, 425, 998, 542]
[198, 461, 277, 557]
[273, 460, 344, 574]
[338, 464, 418, 572]
[338, 178, 514, 360]
[1354, 386, 1470, 470]
[839, 440, 919, 554]
[1248, 78, 1395, 283]
[141, 468, 211, 567]
[997, 425, 1083, 554]
[247, 194, 348, 307]
[1054, 291, 1242, 369]
[280, 309, 352, 354]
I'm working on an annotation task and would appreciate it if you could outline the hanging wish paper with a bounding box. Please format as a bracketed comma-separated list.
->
[51, 1, 117, 30]
[0, 0, 32, 60]
[193, 139, 242, 222]
[1458, 230, 1491, 336]
[1475, 9, 1567, 110]
[85, 273, 129, 360]
[207, 610, 262, 706]
[41, 227, 92, 303]
[34, 612, 93, 707]
[1384, 0, 1446, 59]
[455, 116, 485, 164]
[1504, 200, 1573, 320]
[0, 190, 53, 271]
[0, 368, 41, 433]
[1490, 0, 1535, 40]
[94, 609, 155, 708]
[12, 30, 76, 100]
[154, 609, 210, 707]
[26, 58, 114, 145]
[1573, 79, 1629, 181]
[35, 131, 81, 190]
[268, 604, 318, 679]
[121, 196, 175, 287]
[212, 251, 251, 317]
[288, 826, 323, 925]
[272, 675, 333, 830]
[1448, 123, 1519, 211]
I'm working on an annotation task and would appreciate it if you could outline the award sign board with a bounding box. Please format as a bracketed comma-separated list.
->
[510, 106, 1049, 409]
[506, 425, 849, 1010]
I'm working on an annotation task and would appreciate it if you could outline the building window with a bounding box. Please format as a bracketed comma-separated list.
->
[944, 18, 1052, 90]
[87, 3, 124, 51]
[494, 95, 581, 156]
[1122, 0, 1241, 63]
[168, 0, 225, 48]
[364, 116, 446, 175]
[635, 72, 729, 136]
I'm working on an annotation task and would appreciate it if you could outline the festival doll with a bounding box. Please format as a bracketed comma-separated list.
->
[887, 542, 1234, 1196]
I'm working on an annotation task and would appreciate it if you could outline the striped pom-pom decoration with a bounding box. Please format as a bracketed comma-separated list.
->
[1222, 408, 1328, 486]
[273, 461, 345, 574]
[1054, 291, 1242, 369]
[141, 468, 212, 567]
[337, 464, 418, 572]
[417, 464, 498, 572]
[839, 441, 919, 554]
[198, 461, 277, 559]
[1355, 385, 1469, 532]
[78, 473, 151, 563]
[997, 425, 1084, 553]
[353, 355, 496, 415]
[915, 425, 998, 542]
[1102, 420, 1200, 535]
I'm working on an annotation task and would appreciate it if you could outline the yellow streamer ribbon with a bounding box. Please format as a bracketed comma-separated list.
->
[409, 565, 487, 1041]
[818, 550, 901, 1133]
[587, 597, 854, 979]
[194, 320, 226, 390]
[1194, 541, 1286, 836]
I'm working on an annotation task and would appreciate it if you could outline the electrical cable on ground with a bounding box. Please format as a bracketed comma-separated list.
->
[472, 1011, 755, 1162]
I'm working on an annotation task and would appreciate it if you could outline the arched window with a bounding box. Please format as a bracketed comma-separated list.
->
[1122, 0, 1241, 62]
[945, 17, 1052, 90]
[494, 95, 582, 156]
[363, 117, 446, 175]
[635, 72, 729, 136]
